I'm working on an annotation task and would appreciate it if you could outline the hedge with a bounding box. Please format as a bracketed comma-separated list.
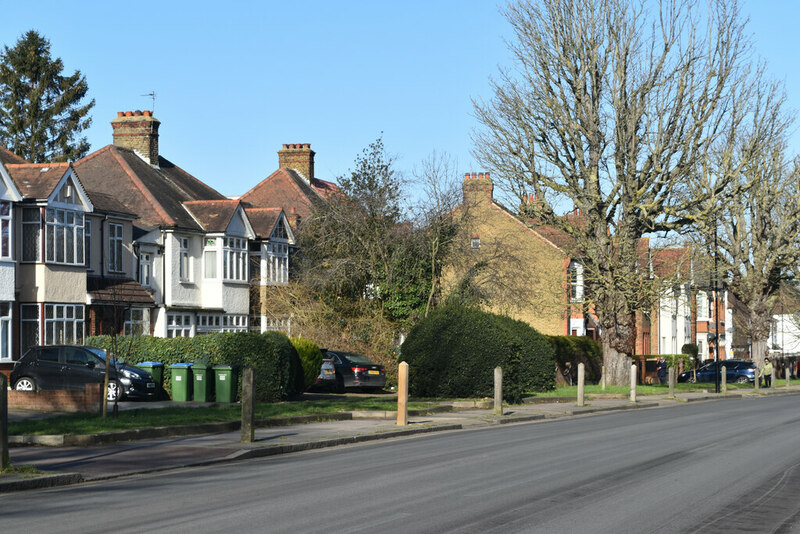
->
[86, 332, 303, 402]
[290, 336, 324, 389]
[401, 304, 555, 403]
[548, 335, 603, 384]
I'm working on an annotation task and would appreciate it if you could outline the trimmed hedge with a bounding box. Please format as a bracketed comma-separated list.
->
[548, 335, 603, 384]
[86, 332, 303, 402]
[401, 304, 555, 403]
[290, 336, 324, 389]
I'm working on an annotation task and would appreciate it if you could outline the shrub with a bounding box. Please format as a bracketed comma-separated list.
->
[401, 304, 555, 402]
[548, 335, 603, 384]
[86, 331, 304, 401]
[291, 336, 324, 389]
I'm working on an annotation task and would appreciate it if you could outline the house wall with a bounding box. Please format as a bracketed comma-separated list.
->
[0, 261, 14, 300]
[442, 190, 568, 336]
[164, 231, 201, 307]
[18, 264, 86, 303]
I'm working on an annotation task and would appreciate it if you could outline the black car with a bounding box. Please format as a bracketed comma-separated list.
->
[319, 349, 386, 393]
[678, 360, 756, 384]
[10, 345, 155, 401]
[85, 347, 157, 400]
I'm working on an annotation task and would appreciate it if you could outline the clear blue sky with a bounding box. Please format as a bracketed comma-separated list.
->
[1, 0, 797, 199]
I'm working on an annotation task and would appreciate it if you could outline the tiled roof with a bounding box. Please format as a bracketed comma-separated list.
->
[74, 145, 226, 231]
[183, 199, 241, 233]
[240, 168, 331, 221]
[84, 190, 136, 217]
[245, 207, 282, 238]
[0, 147, 27, 165]
[5, 163, 70, 200]
[86, 276, 155, 305]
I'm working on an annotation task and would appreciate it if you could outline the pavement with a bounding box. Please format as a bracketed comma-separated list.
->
[2, 386, 798, 494]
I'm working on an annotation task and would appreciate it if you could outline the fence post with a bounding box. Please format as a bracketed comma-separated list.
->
[493, 367, 503, 416]
[668, 366, 675, 399]
[630, 364, 637, 403]
[787, 367, 792, 388]
[771, 367, 776, 389]
[577, 363, 585, 407]
[720, 365, 727, 394]
[601, 365, 606, 391]
[1, 374, 8, 469]
[397, 362, 409, 426]
[241, 366, 255, 443]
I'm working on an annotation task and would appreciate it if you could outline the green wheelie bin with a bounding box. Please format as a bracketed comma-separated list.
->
[192, 363, 213, 402]
[169, 363, 193, 402]
[213, 365, 236, 403]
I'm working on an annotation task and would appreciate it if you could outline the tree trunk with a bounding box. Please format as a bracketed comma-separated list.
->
[751, 338, 768, 368]
[602, 335, 632, 386]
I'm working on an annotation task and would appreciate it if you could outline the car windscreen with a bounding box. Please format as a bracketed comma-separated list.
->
[86, 346, 117, 365]
[341, 353, 376, 365]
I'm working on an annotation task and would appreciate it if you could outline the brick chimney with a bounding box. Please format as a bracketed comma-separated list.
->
[278, 143, 314, 184]
[111, 110, 160, 165]
[462, 172, 494, 204]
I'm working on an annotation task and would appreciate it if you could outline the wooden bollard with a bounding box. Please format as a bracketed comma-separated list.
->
[494, 367, 503, 416]
[668, 366, 675, 399]
[721, 365, 727, 394]
[577, 363, 585, 407]
[772, 367, 776, 389]
[630, 364, 637, 403]
[241, 366, 255, 443]
[601, 365, 606, 391]
[397, 362, 409, 426]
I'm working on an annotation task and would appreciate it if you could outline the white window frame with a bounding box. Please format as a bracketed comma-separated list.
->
[0, 201, 11, 259]
[267, 242, 289, 285]
[167, 313, 193, 338]
[179, 237, 191, 281]
[108, 223, 124, 273]
[140, 252, 152, 287]
[20, 303, 40, 355]
[123, 308, 149, 336]
[45, 208, 84, 265]
[203, 238, 217, 279]
[568, 261, 584, 302]
[84, 219, 92, 269]
[22, 207, 41, 262]
[223, 237, 247, 281]
[0, 302, 11, 361]
[44, 303, 84, 345]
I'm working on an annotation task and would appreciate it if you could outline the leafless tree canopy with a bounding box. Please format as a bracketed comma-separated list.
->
[474, 0, 752, 383]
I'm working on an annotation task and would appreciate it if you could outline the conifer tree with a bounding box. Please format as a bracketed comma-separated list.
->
[0, 30, 94, 162]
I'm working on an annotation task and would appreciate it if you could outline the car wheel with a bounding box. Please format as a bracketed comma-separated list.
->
[107, 380, 121, 402]
[736, 376, 749, 384]
[335, 374, 345, 394]
[14, 377, 36, 391]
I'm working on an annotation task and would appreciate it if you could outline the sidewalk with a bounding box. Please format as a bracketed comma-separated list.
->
[3, 387, 798, 493]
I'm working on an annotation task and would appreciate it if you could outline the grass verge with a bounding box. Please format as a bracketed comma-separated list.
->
[9, 398, 436, 436]
[528, 382, 763, 397]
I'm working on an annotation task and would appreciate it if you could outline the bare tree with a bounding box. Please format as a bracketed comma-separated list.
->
[692, 79, 800, 369]
[473, 0, 751, 384]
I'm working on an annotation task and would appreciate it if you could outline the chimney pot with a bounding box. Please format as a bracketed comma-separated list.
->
[134, 110, 142, 116]
[478, 173, 484, 180]
[472, 172, 478, 180]
[464, 173, 470, 180]
[125, 111, 133, 117]
[117, 111, 124, 117]
[485, 172, 490, 180]
[143, 110, 151, 117]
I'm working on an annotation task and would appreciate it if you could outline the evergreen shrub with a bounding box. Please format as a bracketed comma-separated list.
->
[86, 331, 303, 401]
[290, 336, 324, 389]
[401, 304, 555, 403]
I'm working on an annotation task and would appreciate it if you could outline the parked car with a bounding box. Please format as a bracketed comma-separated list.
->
[317, 349, 386, 393]
[10, 345, 156, 401]
[678, 360, 756, 384]
[85, 347, 157, 400]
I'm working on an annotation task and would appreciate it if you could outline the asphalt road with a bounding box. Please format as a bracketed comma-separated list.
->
[3, 395, 800, 533]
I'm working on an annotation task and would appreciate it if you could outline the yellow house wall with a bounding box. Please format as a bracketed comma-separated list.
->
[443, 200, 568, 336]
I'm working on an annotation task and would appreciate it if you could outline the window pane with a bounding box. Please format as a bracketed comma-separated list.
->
[205, 250, 217, 278]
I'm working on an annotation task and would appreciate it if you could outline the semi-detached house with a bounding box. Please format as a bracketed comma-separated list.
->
[73, 110, 275, 338]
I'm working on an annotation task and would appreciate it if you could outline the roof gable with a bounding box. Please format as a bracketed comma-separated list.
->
[0, 163, 22, 202]
[6, 163, 91, 210]
[183, 199, 255, 238]
[245, 207, 295, 243]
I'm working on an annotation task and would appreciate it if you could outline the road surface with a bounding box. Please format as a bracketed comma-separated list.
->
[3, 395, 800, 533]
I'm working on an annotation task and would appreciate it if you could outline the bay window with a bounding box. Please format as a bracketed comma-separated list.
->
[44, 303, 84, 345]
[223, 237, 247, 281]
[45, 208, 84, 265]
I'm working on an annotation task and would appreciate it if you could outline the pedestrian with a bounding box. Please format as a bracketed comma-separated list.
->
[759, 357, 773, 388]
[656, 356, 668, 385]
